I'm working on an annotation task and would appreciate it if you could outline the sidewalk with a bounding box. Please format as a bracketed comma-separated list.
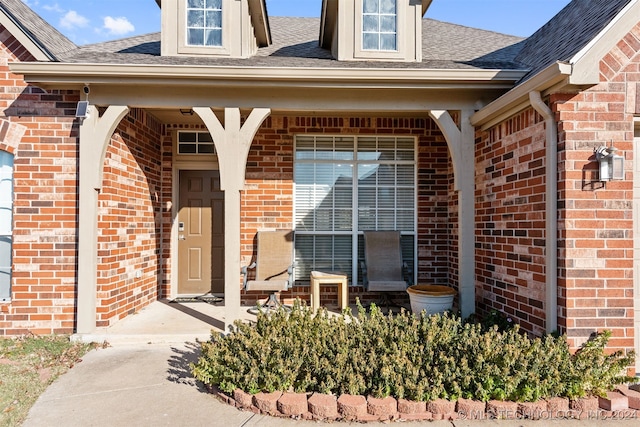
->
[21, 301, 640, 426]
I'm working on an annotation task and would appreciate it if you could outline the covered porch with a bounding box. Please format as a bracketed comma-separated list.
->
[12, 63, 525, 336]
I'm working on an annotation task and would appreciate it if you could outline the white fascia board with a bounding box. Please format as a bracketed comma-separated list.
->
[570, 0, 639, 85]
[471, 62, 573, 130]
[10, 62, 528, 90]
[248, 0, 271, 46]
[0, 8, 54, 61]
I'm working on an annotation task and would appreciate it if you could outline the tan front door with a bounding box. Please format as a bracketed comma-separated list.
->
[178, 170, 224, 294]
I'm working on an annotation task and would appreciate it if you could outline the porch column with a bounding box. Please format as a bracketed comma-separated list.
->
[429, 110, 475, 318]
[193, 107, 271, 330]
[77, 105, 130, 334]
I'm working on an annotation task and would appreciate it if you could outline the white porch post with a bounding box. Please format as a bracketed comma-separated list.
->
[429, 110, 475, 318]
[192, 107, 271, 330]
[77, 105, 130, 334]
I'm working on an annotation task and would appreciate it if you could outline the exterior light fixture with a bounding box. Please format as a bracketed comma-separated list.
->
[595, 143, 624, 182]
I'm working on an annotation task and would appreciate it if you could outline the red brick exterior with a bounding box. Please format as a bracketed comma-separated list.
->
[0, 26, 79, 335]
[556, 22, 640, 351]
[475, 108, 548, 336]
[236, 115, 455, 306]
[476, 22, 640, 353]
[0, 14, 637, 360]
[96, 109, 163, 327]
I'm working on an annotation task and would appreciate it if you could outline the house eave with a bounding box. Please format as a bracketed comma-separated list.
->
[0, 3, 56, 61]
[10, 62, 529, 91]
[471, 62, 574, 130]
[568, 0, 639, 85]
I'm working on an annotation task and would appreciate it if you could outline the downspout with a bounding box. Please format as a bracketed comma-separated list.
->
[529, 91, 558, 334]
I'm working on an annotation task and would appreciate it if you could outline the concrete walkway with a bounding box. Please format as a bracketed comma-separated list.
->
[22, 301, 640, 426]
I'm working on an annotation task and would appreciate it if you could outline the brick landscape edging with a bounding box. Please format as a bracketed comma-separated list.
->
[212, 387, 640, 422]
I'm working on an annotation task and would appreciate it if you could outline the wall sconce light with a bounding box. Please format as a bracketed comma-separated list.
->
[595, 143, 624, 182]
[180, 108, 194, 116]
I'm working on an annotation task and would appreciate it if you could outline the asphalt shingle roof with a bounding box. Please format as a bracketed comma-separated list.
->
[514, 0, 634, 81]
[54, 17, 524, 70]
[1, 0, 635, 80]
[0, 0, 76, 59]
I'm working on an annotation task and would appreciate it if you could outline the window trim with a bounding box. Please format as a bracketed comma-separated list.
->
[178, 0, 231, 55]
[293, 134, 417, 285]
[0, 150, 13, 302]
[361, 0, 398, 52]
[174, 130, 218, 161]
[354, 0, 405, 60]
[185, 0, 223, 48]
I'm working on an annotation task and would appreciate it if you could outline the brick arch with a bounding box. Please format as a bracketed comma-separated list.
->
[0, 118, 26, 154]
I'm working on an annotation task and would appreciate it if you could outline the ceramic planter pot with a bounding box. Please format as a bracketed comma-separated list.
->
[406, 284, 456, 315]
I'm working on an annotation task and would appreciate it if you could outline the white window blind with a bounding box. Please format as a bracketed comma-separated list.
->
[294, 135, 416, 284]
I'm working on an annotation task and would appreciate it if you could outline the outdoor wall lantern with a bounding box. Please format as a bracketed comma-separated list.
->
[595, 143, 624, 182]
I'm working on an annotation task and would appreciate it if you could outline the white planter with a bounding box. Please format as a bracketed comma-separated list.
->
[406, 284, 456, 315]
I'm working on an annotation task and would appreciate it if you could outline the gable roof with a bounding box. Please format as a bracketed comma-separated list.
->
[514, 0, 634, 82]
[54, 17, 524, 71]
[0, 0, 76, 60]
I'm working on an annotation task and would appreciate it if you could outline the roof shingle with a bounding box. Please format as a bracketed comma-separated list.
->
[0, 0, 76, 59]
[514, 0, 634, 81]
[57, 17, 525, 71]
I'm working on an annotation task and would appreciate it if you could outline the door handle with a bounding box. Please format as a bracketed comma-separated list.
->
[179, 235, 186, 240]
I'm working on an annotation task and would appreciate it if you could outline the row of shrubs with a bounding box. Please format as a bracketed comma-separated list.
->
[191, 301, 636, 403]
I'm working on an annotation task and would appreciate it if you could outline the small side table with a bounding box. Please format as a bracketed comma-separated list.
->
[310, 271, 348, 312]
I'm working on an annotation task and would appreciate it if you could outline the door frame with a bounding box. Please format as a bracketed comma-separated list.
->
[171, 160, 219, 299]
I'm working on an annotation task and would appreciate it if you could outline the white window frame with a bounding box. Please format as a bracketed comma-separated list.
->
[0, 150, 13, 302]
[354, 0, 405, 60]
[176, 130, 217, 156]
[185, 0, 223, 47]
[178, 0, 231, 55]
[293, 135, 417, 285]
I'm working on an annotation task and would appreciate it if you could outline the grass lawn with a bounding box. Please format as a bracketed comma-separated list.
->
[0, 334, 99, 427]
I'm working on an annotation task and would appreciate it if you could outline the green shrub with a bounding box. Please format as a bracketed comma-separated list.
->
[191, 301, 636, 402]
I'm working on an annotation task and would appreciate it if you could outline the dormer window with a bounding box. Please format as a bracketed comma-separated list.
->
[362, 0, 397, 51]
[321, 0, 424, 62]
[186, 0, 222, 47]
[161, 0, 270, 58]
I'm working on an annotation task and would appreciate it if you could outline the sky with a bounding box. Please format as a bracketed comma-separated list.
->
[22, 0, 573, 46]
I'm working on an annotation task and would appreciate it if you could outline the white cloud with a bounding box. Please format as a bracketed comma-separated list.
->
[59, 10, 89, 30]
[42, 3, 64, 13]
[103, 16, 135, 36]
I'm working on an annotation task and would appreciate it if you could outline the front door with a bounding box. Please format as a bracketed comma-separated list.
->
[178, 170, 224, 294]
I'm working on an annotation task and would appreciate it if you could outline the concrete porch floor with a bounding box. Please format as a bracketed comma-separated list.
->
[72, 298, 408, 346]
[73, 300, 258, 345]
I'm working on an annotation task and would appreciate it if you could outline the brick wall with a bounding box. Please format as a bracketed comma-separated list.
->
[475, 23, 639, 353]
[235, 115, 454, 306]
[0, 27, 79, 335]
[475, 108, 548, 336]
[96, 109, 163, 327]
[555, 22, 640, 351]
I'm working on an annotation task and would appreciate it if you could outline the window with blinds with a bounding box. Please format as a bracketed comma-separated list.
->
[294, 135, 416, 285]
[0, 151, 13, 301]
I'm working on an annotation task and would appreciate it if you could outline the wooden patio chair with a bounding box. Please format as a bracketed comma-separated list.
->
[242, 229, 295, 313]
[361, 230, 412, 309]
